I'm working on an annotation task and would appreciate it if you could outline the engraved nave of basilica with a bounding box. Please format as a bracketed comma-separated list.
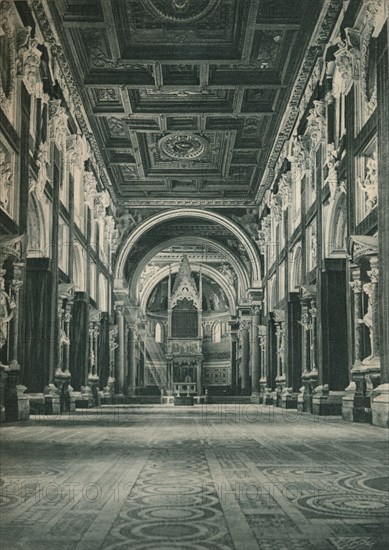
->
[0, 0, 389, 428]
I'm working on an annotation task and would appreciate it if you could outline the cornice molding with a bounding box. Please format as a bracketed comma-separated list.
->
[256, 0, 344, 203]
[31, 0, 117, 203]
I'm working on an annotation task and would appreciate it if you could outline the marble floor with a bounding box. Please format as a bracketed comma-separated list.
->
[1, 405, 388, 550]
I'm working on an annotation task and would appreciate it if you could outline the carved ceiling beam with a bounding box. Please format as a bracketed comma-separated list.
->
[241, 0, 260, 61]
[232, 88, 245, 114]
[254, 23, 301, 30]
[100, 0, 120, 60]
[199, 64, 209, 88]
[84, 78, 285, 89]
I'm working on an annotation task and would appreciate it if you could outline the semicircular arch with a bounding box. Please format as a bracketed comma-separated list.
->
[115, 209, 261, 287]
[129, 236, 250, 304]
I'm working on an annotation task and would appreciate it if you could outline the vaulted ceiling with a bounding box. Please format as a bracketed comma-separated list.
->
[47, 0, 323, 207]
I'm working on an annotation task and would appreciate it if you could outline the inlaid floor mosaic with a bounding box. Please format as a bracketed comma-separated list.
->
[1, 405, 388, 549]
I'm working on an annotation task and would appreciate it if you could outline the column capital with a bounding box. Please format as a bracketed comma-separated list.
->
[239, 319, 251, 333]
[273, 308, 285, 324]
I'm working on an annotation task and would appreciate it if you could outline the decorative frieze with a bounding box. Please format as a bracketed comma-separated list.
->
[301, 57, 324, 112]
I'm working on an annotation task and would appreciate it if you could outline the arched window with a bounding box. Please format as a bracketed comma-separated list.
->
[155, 322, 163, 343]
[211, 322, 221, 343]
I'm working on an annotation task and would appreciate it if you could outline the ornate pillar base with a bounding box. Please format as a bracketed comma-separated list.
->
[298, 371, 318, 413]
[76, 385, 93, 408]
[87, 376, 100, 407]
[44, 384, 61, 415]
[5, 383, 30, 422]
[54, 374, 74, 413]
[275, 376, 286, 407]
[4, 367, 30, 422]
[312, 386, 344, 416]
[281, 387, 298, 409]
[262, 387, 273, 405]
[259, 379, 267, 404]
[102, 378, 115, 404]
[0, 365, 8, 422]
[297, 386, 305, 413]
[342, 381, 372, 423]
[250, 392, 261, 404]
[371, 384, 389, 428]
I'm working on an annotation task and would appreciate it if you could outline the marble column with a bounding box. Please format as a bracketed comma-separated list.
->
[8, 262, 23, 368]
[128, 325, 137, 397]
[258, 325, 271, 404]
[350, 267, 364, 370]
[239, 320, 250, 394]
[250, 307, 261, 400]
[300, 303, 310, 376]
[230, 332, 238, 391]
[343, 266, 370, 422]
[115, 305, 125, 396]
[107, 325, 118, 398]
[63, 305, 71, 377]
[363, 256, 381, 382]
[273, 309, 285, 406]
[298, 302, 312, 413]
[309, 299, 318, 378]
[87, 317, 100, 406]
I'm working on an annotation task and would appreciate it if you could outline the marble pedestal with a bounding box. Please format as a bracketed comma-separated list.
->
[44, 384, 61, 415]
[342, 382, 372, 423]
[371, 384, 389, 428]
[2, 367, 30, 422]
[312, 387, 344, 416]
[281, 388, 298, 409]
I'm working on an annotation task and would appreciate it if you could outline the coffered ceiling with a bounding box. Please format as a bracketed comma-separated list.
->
[47, 0, 323, 206]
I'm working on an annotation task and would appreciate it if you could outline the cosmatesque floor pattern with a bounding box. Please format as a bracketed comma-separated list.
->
[1, 405, 388, 550]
